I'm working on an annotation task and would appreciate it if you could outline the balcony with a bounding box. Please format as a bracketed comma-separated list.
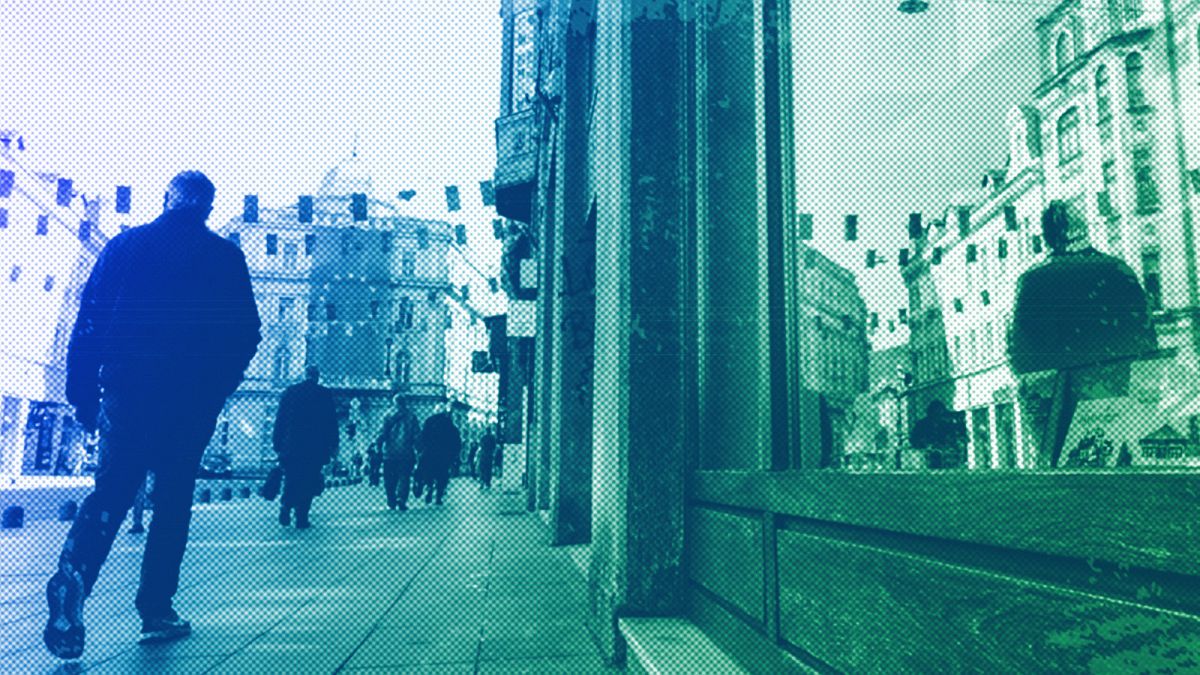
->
[493, 109, 537, 223]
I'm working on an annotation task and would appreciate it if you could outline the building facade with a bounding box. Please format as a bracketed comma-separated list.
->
[0, 133, 131, 480]
[215, 155, 499, 475]
[903, 0, 1200, 471]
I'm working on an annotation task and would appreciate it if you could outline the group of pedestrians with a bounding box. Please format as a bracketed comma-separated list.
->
[374, 397, 460, 511]
[40, 170, 502, 662]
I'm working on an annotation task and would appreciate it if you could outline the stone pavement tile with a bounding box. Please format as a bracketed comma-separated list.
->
[344, 662, 476, 674]
[484, 593, 587, 625]
[342, 625, 482, 669]
[477, 625, 597, 662]
[82, 652, 222, 675]
[204, 634, 361, 674]
[477, 653, 616, 674]
[481, 616, 586, 641]
[0, 639, 132, 673]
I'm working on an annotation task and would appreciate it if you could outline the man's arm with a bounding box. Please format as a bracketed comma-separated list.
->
[218, 247, 262, 399]
[65, 243, 120, 433]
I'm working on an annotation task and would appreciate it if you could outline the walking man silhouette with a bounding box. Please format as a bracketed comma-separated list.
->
[273, 366, 339, 529]
[44, 171, 261, 659]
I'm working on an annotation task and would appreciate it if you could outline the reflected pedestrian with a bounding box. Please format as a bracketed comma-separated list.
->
[478, 428, 497, 491]
[273, 366, 339, 529]
[46, 171, 261, 658]
[416, 404, 461, 506]
[378, 395, 419, 511]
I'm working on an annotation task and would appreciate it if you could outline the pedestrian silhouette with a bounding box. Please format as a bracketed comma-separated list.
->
[273, 366, 339, 529]
[478, 428, 497, 490]
[128, 473, 151, 535]
[378, 395, 420, 511]
[1008, 200, 1157, 375]
[367, 440, 383, 487]
[45, 171, 261, 659]
[416, 405, 461, 505]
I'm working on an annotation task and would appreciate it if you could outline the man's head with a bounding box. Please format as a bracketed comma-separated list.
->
[393, 394, 407, 411]
[305, 366, 320, 384]
[162, 171, 216, 219]
[1041, 200, 1084, 255]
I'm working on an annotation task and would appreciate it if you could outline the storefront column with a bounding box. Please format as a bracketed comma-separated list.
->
[588, 0, 690, 661]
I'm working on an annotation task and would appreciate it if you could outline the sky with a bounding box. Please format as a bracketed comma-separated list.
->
[0, 0, 505, 284]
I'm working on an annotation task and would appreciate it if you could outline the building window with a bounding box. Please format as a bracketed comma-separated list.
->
[981, 290, 991, 306]
[1142, 250, 1162, 311]
[384, 338, 394, 376]
[998, 238, 1008, 259]
[304, 233, 316, 255]
[397, 297, 414, 329]
[0, 207, 8, 229]
[282, 241, 298, 266]
[1125, 52, 1146, 109]
[966, 244, 978, 263]
[307, 302, 317, 321]
[1057, 107, 1082, 164]
[273, 346, 291, 381]
[381, 231, 393, 253]
[326, 303, 337, 321]
[265, 233, 278, 255]
[43, 275, 54, 292]
[1055, 32, 1072, 73]
[1095, 65, 1112, 125]
[402, 250, 416, 278]
[395, 350, 412, 384]
[1032, 235, 1044, 254]
[370, 300, 380, 319]
[9, 265, 20, 282]
[1133, 149, 1160, 213]
[36, 214, 49, 236]
[278, 296, 294, 321]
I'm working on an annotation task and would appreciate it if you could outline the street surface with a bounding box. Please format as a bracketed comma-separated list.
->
[0, 479, 612, 673]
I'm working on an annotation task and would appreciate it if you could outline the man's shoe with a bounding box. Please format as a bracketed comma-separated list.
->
[295, 519, 311, 530]
[278, 508, 291, 527]
[139, 610, 192, 645]
[44, 569, 86, 659]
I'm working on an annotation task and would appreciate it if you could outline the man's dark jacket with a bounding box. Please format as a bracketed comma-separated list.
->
[418, 412, 461, 476]
[273, 379, 340, 467]
[65, 209, 262, 428]
[1008, 247, 1157, 375]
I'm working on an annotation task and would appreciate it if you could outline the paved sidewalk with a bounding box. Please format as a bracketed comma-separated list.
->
[0, 479, 614, 673]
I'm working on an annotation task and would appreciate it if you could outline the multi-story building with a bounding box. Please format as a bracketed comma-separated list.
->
[0, 132, 133, 480]
[215, 153, 499, 474]
[795, 244, 870, 464]
[903, 0, 1200, 470]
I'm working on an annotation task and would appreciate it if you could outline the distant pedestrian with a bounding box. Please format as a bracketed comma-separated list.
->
[367, 441, 382, 487]
[273, 367, 339, 529]
[351, 451, 364, 480]
[46, 171, 261, 658]
[378, 395, 420, 511]
[416, 405, 461, 506]
[478, 429, 497, 490]
[466, 440, 479, 478]
[128, 474, 151, 535]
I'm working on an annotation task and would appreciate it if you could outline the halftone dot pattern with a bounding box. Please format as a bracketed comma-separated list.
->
[4, 0, 1200, 673]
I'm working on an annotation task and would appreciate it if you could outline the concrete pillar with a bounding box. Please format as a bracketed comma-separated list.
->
[588, 0, 690, 661]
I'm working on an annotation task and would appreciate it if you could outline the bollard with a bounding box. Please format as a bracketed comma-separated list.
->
[197, 488, 212, 504]
[2, 505, 25, 529]
[220, 487, 233, 502]
[58, 500, 78, 522]
[239, 486, 251, 499]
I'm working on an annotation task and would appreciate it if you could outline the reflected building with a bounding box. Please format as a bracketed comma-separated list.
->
[903, 0, 1200, 470]
[216, 153, 497, 475]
